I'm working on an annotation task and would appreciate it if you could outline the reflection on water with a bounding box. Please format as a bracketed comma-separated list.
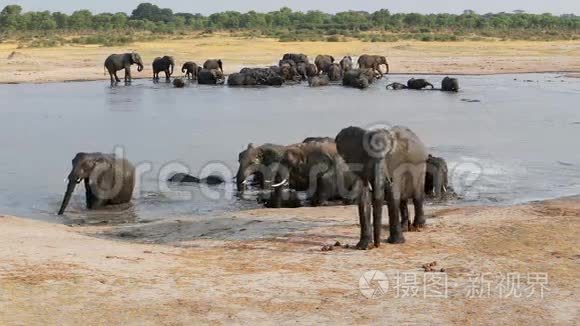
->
[0, 73, 579, 224]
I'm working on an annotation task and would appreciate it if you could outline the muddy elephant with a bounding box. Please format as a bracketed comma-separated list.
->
[425, 155, 451, 199]
[269, 142, 361, 208]
[340, 56, 353, 72]
[237, 68, 285, 86]
[104, 52, 144, 83]
[198, 69, 225, 85]
[236, 143, 288, 192]
[357, 54, 389, 78]
[441, 77, 459, 92]
[309, 75, 330, 87]
[335, 126, 428, 249]
[342, 69, 375, 89]
[324, 63, 343, 81]
[282, 53, 309, 65]
[407, 78, 434, 90]
[386, 82, 408, 90]
[172, 78, 185, 88]
[152, 56, 175, 80]
[302, 137, 334, 144]
[182, 61, 201, 80]
[203, 59, 223, 72]
[167, 173, 224, 185]
[297, 62, 318, 80]
[228, 72, 258, 86]
[315, 55, 335, 73]
[58, 153, 135, 215]
[274, 62, 301, 81]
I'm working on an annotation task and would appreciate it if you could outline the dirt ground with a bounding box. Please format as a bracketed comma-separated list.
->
[0, 197, 578, 325]
[0, 37, 579, 84]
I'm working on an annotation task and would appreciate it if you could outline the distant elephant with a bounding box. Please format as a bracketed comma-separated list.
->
[296, 62, 318, 80]
[269, 142, 361, 208]
[343, 69, 375, 89]
[386, 82, 408, 90]
[182, 61, 201, 80]
[238, 68, 285, 86]
[309, 75, 330, 87]
[58, 153, 135, 215]
[340, 56, 353, 72]
[407, 78, 434, 90]
[167, 173, 225, 185]
[203, 59, 223, 72]
[324, 63, 343, 81]
[228, 72, 258, 86]
[302, 137, 334, 144]
[315, 55, 335, 73]
[104, 52, 144, 83]
[152, 56, 175, 80]
[335, 126, 428, 249]
[441, 77, 459, 92]
[198, 69, 225, 85]
[357, 54, 389, 78]
[274, 62, 301, 81]
[282, 53, 309, 64]
[236, 143, 287, 192]
[172, 78, 185, 88]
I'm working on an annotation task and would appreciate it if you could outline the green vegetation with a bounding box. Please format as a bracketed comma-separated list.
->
[1, 3, 578, 47]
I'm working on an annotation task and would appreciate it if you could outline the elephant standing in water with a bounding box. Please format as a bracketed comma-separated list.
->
[58, 153, 135, 215]
[324, 63, 343, 81]
[236, 143, 287, 192]
[335, 126, 428, 249]
[182, 61, 201, 80]
[315, 55, 335, 73]
[198, 69, 225, 85]
[357, 54, 389, 78]
[340, 56, 353, 72]
[152, 56, 175, 80]
[104, 52, 144, 83]
[309, 75, 330, 87]
[441, 77, 459, 92]
[407, 78, 434, 90]
[342, 69, 375, 89]
[282, 53, 309, 65]
[203, 59, 223, 73]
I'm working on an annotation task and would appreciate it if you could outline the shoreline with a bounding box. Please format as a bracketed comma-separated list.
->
[1, 196, 578, 323]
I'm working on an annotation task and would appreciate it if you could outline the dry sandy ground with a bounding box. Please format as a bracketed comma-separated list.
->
[1, 198, 579, 325]
[0, 37, 579, 84]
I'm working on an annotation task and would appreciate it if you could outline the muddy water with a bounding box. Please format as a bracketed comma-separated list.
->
[0, 73, 579, 224]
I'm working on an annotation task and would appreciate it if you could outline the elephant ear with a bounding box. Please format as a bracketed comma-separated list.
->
[247, 143, 255, 150]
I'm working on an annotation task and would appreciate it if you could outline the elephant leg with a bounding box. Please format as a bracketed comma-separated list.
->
[113, 71, 121, 83]
[413, 192, 426, 229]
[372, 185, 385, 248]
[356, 185, 372, 250]
[433, 172, 443, 198]
[386, 183, 405, 244]
[311, 174, 333, 207]
[124, 67, 131, 82]
[400, 200, 410, 232]
[165, 70, 170, 80]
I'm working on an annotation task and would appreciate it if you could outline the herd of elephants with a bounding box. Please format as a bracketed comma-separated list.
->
[58, 52, 460, 249]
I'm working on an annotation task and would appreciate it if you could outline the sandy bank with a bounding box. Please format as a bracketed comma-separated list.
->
[1, 197, 579, 324]
[1, 38, 579, 84]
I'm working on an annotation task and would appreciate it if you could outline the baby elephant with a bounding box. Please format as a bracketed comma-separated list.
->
[309, 75, 330, 87]
[58, 153, 135, 215]
[386, 82, 408, 90]
[441, 77, 459, 92]
[152, 56, 175, 80]
[173, 78, 185, 88]
[182, 61, 201, 80]
[407, 78, 434, 90]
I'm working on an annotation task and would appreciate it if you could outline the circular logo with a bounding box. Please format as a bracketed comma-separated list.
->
[359, 270, 389, 299]
[362, 122, 393, 159]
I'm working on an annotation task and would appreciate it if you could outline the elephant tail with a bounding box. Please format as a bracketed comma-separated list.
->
[103, 65, 107, 76]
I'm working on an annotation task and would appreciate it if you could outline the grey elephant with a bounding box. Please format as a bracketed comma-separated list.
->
[340, 56, 353, 72]
[309, 75, 330, 87]
[407, 78, 434, 90]
[282, 53, 309, 64]
[315, 55, 335, 73]
[236, 143, 288, 192]
[441, 77, 459, 92]
[228, 72, 258, 86]
[302, 137, 334, 143]
[269, 142, 361, 208]
[324, 63, 343, 81]
[237, 68, 285, 86]
[58, 153, 135, 215]
[203, 59, 223, 72]
[198, 69, 225, 85]
[335, 126, 428, 249]
[167, 173, 225, 185]
[386, 82, 408, 90]
[172, 78, 185, 88]
[296, 62, 318, 80]
[104, 52, 144, 83]
[182, 61, 201, 80]
[152, 56, 175, 80]
[425, 154, 456, 200]
[357, 54, 389, 78]
[274, 62, 301, 81]
[342, 69, 375, 89]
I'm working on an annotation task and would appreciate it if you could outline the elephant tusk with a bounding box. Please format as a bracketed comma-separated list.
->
[76, 178, 82, 184]
[241, 179, 250, 185]
[442, 185, 447, 193]
[271, 179, 288, 188]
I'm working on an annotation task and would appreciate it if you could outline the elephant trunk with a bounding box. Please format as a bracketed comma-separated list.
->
[181, 65, 186, 73]
[58, 179, 77, 215]
[385, 62, 389, 74]
[170, 63, 174, 76]
[137, 62, 144, 72]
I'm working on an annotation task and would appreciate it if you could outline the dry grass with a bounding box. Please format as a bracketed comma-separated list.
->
[0, 36, 579, 83]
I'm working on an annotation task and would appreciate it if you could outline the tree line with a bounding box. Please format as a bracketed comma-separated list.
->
[1, 3, 578, 37]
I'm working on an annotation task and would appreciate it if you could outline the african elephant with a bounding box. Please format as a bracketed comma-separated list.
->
[357, 54, 389, 78]
[407, 78, 434, 90]
[182, 61, 201, 80]
[425, 155, 451, 199]
[172, 78, 185, 88]
[296, 62, 318, 80]
[342, 69, 375, 89]
[203, 59, 223, 72]
[167, 173, 224, 185]
[275, 62, 301, 81]
[302, 137, 334, 144]
[269, 142, 361, 208]
[236, 143, 287, 192]
[238, 68, 285, 86]
[228, 72, 258, 86]
[386, 82, 408, 90]
[340, 56, 353, 72]
[308, 75, 330, 87]
[104, 52, 144, 83]
[441, 77, 459, 92]
[282, 53, 309, 65]
[57, 153, 135, 215]
[324, 63, 343, 81]
[335, 126, 428, 249]
[198, 69, 225, 85]
[315, 55, 335, 73]
[152, 56, 175, 80]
